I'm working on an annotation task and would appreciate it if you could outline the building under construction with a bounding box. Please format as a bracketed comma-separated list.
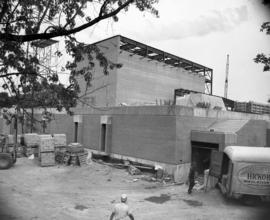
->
[1, 35, 269, 182]
[70, 35, 270, 181]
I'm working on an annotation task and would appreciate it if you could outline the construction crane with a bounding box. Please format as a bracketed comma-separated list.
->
[224, 54, 229, 98]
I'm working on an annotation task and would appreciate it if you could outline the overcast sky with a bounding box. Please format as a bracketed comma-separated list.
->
[70, 0, 270, 103]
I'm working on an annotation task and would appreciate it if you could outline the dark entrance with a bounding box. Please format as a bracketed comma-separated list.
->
[100, 124, 106, 152]
[191, 141, 218, 174]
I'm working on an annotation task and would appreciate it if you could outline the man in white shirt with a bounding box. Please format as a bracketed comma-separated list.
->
[110, 194, 134, 220]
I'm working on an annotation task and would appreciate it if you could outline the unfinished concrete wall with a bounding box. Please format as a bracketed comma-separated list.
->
[116, 51, 205, 105]
[76, 36, 206, 107]
[236, 120, 269, 147]
[79, 114, 101, 150]
[46, 114, 74, 144]
[76, 36, 119, 107]
[111, 115, 177, 164]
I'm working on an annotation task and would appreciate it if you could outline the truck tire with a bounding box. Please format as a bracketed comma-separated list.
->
[0, 153, 13, 169]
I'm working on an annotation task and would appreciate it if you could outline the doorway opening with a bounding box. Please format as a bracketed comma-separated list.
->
[191, 141, 219, 174]
[100, 124, 106, 152]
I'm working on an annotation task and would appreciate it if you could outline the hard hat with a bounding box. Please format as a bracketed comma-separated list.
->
[121, 194, 127, 202]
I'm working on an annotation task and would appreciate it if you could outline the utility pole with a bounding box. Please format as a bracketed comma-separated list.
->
[224, 54, 229, 98]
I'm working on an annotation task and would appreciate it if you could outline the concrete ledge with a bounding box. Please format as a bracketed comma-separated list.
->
[72, 105, 270, 121]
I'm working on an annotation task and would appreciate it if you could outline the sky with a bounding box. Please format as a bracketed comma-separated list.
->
[61, 0, 270, 103]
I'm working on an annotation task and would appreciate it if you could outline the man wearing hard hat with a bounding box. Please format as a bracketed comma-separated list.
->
[110, 194, 134, 220]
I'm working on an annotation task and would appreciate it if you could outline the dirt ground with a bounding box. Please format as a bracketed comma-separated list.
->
[0, 157, 269, 220]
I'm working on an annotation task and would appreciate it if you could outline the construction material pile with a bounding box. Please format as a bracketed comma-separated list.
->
[9, 133, 89, 167]
[21, 133, 67, 167]
[59, 143, 88, 166]
[39, 135, 55, 167]
[23, 133, 39, 157]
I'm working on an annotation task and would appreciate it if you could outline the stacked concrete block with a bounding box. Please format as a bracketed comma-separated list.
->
[247, 101, 270, 115]
[53, 134, 67, 153]
[39, 151, 55, 167]
[39, 135, 55, 167]
[23, 133, 39, 157]
[234, 102, 248, 113]
[53, 134, 67, 164]
[234, 101, 270, 115]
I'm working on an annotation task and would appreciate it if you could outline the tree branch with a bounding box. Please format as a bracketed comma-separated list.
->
[99, 0, 110, 17]
[0, 72, 40, 78]
[5, 1, 20, 26]
[0, 0, 134, 42]
[35, 0, 52, 33]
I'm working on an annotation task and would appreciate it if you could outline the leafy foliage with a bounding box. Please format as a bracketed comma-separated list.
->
[0, 0, 158, 113]
[254, 22, 270, 72]
[254, 1, 270, 73]
[0, 0, 158, 132]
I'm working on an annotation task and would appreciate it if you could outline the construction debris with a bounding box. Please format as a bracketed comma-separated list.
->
[128, 165, 141, 175]
[155, 165, 164, 180]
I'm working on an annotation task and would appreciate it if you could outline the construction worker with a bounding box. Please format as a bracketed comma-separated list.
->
[110, 194, 134, 220]
[188, 162, 196, 194]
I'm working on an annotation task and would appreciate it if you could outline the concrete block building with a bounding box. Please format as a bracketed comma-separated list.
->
[1, 36, 269, 182]
[71, 106, 270, 181]
[71, 35, 270, 181]
[76, 35, 213, 107]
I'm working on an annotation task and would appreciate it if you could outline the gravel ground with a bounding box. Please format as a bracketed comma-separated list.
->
[0, 157, 269, 220]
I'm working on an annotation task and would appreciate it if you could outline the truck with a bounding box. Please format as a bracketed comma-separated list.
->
[211, 146, 270, 201]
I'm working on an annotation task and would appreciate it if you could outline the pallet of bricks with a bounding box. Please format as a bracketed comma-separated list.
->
[247, 101, 270, 115]
[23, 133, 39, 157]
[39, 135, 55, 167]
[63, 143, 88, 166]
[53, 134, 67, 164]
[234, 101, 248, 113]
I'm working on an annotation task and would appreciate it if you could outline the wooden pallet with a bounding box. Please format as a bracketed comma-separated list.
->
[57, 151, 88, 166]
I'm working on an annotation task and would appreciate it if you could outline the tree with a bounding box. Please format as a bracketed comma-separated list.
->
[0, 0, 158, 129]
[254, 0, 270, 102]
[254, 21, 270, 71]
[254, 0, 270, 72]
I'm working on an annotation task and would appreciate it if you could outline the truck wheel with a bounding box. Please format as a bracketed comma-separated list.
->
[0, 153, 13, 169]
